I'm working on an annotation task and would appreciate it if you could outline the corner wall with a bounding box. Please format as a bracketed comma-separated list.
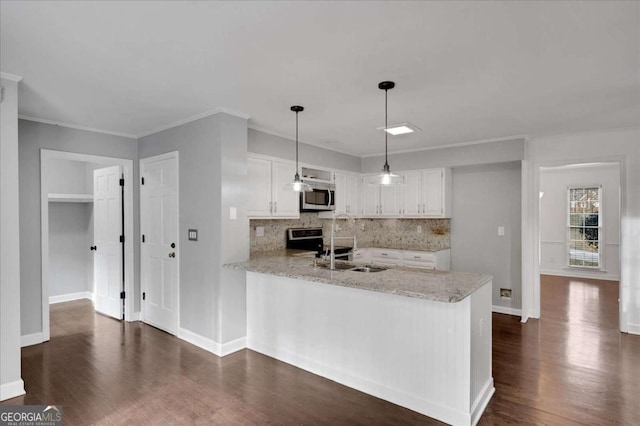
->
[139, 112, 249, 350]
[1, 77, 25, 400]
[18, 119, 139, 336]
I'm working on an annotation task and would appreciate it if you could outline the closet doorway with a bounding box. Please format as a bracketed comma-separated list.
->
[40, 150, 135, 342]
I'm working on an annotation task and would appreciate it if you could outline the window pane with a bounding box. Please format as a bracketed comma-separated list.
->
[585, 214, 599, 227]
[570, 214, 584, 226]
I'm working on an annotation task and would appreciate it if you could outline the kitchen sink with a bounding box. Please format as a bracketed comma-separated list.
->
[350, 266, 387, 273]
[317, 262, 357, 271]
[316, 262, 387, 272]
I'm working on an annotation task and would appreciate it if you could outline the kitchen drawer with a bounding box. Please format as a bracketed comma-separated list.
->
[371, 248, 403, 260]
[403, 251, 437, 263]
[403, 260, 436, 270]
[372, 259, 402, 267]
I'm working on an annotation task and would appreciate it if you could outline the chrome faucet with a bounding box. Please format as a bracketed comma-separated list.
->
[329, 213, 358, 270]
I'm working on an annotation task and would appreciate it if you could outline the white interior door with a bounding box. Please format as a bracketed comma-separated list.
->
[93, 165, 123, 320]
[141, 152, 179, 335]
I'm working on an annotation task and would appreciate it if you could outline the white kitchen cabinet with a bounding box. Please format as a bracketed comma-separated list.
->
[361, 175, 403, 217]
[333, 171, 360, 215]
[370, 248, 403, 266]
[361, 176, 380, 216]
[247, 156, 299, 219]
[401, 171, 423, 216]
[400, 168, 452, 218]
[365, 248, 451, 271]
[403, 249, 450, 271]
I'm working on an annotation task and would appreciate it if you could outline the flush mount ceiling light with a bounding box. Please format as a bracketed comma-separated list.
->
[377, 122, 421, 136]
[284, 105, 313, 193]
[371, 81, 404, 186]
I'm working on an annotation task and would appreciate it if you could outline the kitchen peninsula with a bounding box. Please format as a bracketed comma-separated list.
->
[226, 253, 494, 426]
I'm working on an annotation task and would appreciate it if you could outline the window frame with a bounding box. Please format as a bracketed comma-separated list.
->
[566, 185, 603, 270]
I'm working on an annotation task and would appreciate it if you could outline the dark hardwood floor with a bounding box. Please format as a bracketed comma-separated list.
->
[4, 275, 639, 425]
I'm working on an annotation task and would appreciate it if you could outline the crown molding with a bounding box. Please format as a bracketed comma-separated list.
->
[18, 115, 138, 139]
[138, 107, 250, 138]
[0, 72, 23, 82]
[360, 134, 529, 158]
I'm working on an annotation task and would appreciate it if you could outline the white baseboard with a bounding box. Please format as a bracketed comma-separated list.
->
[0, 379, 25, 402]
[178, 327, 219, 354]
[627, 323, 640, 335]
[49, 291, 93, 304]
[539, 269, 619, 282]
[220, 337, 247, 357]
[21, 332, 45, 347]
[177, 327, 247, 357]
[128, 312, 141, 322]
[471, 379, 495, 426]
[492, 305, 522, 317]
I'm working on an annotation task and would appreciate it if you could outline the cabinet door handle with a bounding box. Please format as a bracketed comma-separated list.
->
[414, 256, 421, 259]
[274, 202, 277, 213]
[269, 202, 272, 213]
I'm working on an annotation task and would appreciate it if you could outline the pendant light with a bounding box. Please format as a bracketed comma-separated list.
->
[371, 81, 403, 186]
[285, 105, 313, 192]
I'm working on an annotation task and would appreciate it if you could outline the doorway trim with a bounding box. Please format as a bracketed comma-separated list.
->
[40, 149, 135, 342]
[139, 151, 180, 335]
[523, 156, 626, 332]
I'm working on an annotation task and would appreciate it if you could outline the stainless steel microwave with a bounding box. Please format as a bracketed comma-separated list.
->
[300, 181, 336, 211]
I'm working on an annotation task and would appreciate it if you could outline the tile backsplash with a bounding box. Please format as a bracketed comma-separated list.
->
[250, 213, 450, 253]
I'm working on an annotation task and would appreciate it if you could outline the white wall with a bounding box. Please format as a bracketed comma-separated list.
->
[1, 76, 25, 400]
[523, 127, 640, 333]
[361, 138, 525, 173]
[46, 159, 91, 194]
[539, 163, 620, 281]
[48, 203, 93, 297]
[248, 128, 361, 173]
[451, 162, 522, 312]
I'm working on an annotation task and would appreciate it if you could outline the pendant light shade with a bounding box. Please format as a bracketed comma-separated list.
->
[370, 81, 404, 186]
[284, 105, 313, 193]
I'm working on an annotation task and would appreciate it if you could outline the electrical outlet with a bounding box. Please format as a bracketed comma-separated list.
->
[417, 225, 423, 234]
[498, 226, 505, 236]
[500, 288, 512, 299]
[256, 226, 264, 237]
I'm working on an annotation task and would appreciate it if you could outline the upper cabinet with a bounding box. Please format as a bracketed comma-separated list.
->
[247, 156, 300, 219]
[335, 171, 360, 215]
[401, 168, 452, 218]
[360, 168, 452, 218]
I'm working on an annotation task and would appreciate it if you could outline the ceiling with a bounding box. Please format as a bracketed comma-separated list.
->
[1, 1, 638, 156]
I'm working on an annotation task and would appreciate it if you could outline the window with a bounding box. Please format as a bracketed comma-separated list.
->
[568, 186, 601, 268]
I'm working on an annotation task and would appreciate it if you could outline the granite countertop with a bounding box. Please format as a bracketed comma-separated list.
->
[225, 252, 492, 303]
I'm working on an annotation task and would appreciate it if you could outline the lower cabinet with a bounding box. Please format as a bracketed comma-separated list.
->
[355, 248, 451, 271]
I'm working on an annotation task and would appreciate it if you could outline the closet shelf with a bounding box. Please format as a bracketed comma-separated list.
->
[48, 193, 93, 203]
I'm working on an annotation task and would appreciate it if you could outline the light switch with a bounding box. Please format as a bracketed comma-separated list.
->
[498, 226, 505, 236]
[256, 226, 264, 237]
[230, 207, 237, 220]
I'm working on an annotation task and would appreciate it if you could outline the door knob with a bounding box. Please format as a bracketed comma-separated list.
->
[90, 246, 97, 251]
[168, 252, 176, 258]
